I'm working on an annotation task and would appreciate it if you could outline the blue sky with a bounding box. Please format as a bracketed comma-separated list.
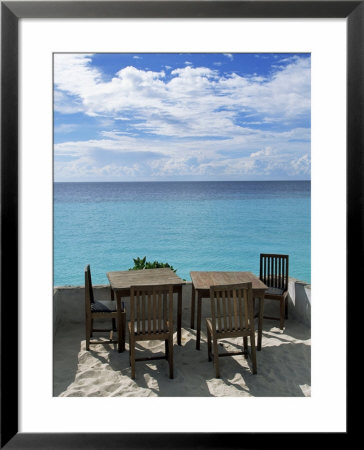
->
[54, 53, 310, 181]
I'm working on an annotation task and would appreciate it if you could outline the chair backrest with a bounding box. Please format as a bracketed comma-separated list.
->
[130, 284, 174, 335]
[259, 254, 289, 291]
[85, 264, 95, 307]
[209, 283, 253, 332]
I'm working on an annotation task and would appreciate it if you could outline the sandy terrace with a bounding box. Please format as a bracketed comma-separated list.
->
[54, 309, 310, 397]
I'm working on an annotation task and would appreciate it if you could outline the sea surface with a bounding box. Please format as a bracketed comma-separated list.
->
[54, 181, 311, 286]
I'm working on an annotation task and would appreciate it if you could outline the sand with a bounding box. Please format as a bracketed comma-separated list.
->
[54, 313, 311, 397]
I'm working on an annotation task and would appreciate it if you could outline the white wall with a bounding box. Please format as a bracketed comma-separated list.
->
[54, 278, 311, 334]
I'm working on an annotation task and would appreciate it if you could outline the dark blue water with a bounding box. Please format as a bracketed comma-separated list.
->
[54, 181, 310, 285]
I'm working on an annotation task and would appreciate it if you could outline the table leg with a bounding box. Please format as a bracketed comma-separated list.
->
[110, 288, 116, 332]
[257, 294, 264, 351]
[190, 283, 195, 329]
[196, 291, 202, 350]
[177, 286, 182, 346]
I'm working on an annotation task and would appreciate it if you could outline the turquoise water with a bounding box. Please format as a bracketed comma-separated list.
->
[54, 181, 310, 285]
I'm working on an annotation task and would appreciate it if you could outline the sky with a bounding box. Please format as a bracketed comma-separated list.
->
[53, 53, 311, 182]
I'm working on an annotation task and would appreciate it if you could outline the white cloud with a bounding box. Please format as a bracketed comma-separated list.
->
[54, 54, 310, 137]
[54, 90, 84, 114]
[54, 123, 79, 133]
[54, 53, 101, 98]
[291, 153, 311, 175]
[54, 54, 311, 180]
[55, 156, 142, 180]
[250, 146, 275, 158]
[224, 53, 234, 60]
[54, 123, 310, 180]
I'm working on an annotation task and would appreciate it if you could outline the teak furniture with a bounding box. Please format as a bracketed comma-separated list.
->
[207, 282, 257, 377]
[190, 271, 267, 350]
[259, 254, 289, 330]
[85, 265, 126, 352]
[107, 268, 185, 346]
[129, 284, 174, 379]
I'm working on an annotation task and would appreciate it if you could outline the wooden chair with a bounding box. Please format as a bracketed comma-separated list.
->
[259, 253, 289, 330]
[206, 282, 257, 377]
[85, 265, 126, 352]
[128, 284, 174, 379]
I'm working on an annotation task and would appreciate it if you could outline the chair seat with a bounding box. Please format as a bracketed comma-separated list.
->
[91, 300, 117, 313]
[265, 286, 285, 296]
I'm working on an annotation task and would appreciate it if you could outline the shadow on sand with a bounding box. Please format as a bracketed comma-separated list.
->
[54, 319, 310, 397]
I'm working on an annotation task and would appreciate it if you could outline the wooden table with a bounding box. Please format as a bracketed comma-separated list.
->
[190, 271, 267, 351]
[107, 268, 185, 346]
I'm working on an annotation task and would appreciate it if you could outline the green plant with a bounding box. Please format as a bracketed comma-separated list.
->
[129, 256, 177, 273]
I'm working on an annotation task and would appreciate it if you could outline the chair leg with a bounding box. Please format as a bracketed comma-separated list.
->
[285, 296, 288, 319]
[165, 339, 169, 359]
[117, 311, 125, 353]
[243, 337, 248, 359]
[122, 311, 126, 352]
[196, 293, 202, 350]
[130, 333, 136, 379]
[190, 284, 195, 329]
[86, 315, 91, 351]
[250, 331, 257, 375]
[111, 288, 115, 329]
[212, 333, 220, 378]
[280, 298, 285, 330]
[207, 325, 212, 362]
[128, 332, 131, 366]
[168, 333, 174, 379]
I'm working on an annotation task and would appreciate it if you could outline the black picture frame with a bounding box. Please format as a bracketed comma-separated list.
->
[1, 1, 356, 448]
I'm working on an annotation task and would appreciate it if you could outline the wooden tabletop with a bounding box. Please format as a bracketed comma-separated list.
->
[107, 268, 185, 290]
[190, 271, 267, 291]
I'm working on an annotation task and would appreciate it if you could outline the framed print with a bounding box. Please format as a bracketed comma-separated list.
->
[1, 1, 358, 447]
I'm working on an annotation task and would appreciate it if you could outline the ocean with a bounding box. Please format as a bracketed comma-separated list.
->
[54, 181, 311, 286]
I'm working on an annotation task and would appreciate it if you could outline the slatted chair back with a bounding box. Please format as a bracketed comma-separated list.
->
[209, 282, 253, 334]
[260, 254, 289, 292]
[85, 264, 95, 307]
[84, 264, 125, 353]
[130, 284, 174, 336]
